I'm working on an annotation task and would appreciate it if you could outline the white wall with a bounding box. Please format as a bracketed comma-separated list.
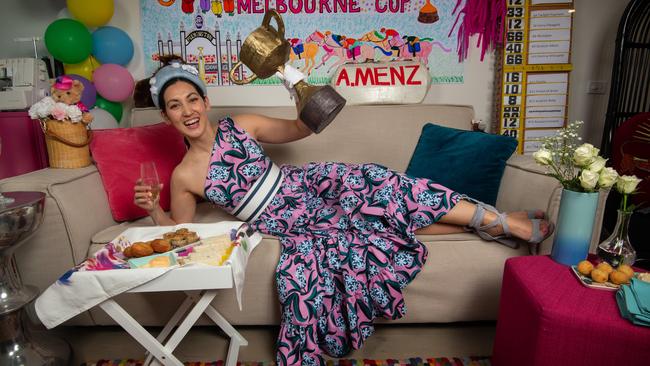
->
[0, 0, 631, 143]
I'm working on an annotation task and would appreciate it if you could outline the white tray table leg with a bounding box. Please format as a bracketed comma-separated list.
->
[162, 290, 217, 352]
[99, 299, 183, 366]
[144, 296, 195, 366]
[186, 291, 248, 366]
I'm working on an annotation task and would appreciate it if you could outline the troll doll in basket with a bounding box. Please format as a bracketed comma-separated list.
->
[132, 60, 553, 365]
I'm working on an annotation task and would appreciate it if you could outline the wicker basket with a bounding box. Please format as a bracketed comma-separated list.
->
[40, 119, 93, 168]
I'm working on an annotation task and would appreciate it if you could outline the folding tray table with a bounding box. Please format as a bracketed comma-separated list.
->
[98, 265, 248, 366]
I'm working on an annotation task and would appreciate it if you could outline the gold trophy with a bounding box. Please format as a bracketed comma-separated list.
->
[230, 9, 346, 133]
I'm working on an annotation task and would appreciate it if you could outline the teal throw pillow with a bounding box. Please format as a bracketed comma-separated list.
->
[405, 123, 518, 205]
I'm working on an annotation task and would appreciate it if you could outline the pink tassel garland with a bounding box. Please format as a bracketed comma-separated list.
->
[449, 0, 507, 62]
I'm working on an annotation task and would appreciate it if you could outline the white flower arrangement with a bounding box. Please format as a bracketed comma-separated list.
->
[532, 121, 639, 195]
[28, 96, 84, 123]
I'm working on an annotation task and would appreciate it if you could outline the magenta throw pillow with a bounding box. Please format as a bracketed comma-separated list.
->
[90, 123, 186, 222]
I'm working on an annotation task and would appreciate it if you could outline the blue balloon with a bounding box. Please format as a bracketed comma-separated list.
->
[92, 26, 134, 66]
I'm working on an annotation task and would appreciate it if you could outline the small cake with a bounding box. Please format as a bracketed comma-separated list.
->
[150, 239, 172, 253]
[131, 242, 154, 257]
[169, 235, 188, 248]
[142, 255, 172, 268]
[123, 246, 133, 258]
[590, 268, 608, 283]
[577, 260, 593, 276]
[185, 231, 200, 243]
[609, 270, 631, 285]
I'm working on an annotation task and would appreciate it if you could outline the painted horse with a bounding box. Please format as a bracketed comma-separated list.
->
[359, 30, 452, 66]
[288, 38, 320, 75]
[306, 30, 391, 73]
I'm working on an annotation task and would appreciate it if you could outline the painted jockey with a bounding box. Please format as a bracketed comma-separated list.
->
[380, 27, 402, 57]
[289, 38, 304, 59]
[403, 35, 422, 57]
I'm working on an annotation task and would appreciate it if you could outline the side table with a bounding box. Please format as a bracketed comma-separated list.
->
[0, 191, 69, 365]
[492, 255, 650, 366]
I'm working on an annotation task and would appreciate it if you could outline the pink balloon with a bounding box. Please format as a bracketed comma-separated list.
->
[92, 64, 135, 102]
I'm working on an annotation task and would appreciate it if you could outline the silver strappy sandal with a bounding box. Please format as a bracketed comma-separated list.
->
[464, 198, 554, 252]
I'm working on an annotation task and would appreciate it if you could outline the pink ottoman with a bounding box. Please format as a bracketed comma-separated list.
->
[492, 255, 650, 366]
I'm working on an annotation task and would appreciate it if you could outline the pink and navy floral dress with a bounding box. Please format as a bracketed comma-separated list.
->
[205, 117, 461, 365]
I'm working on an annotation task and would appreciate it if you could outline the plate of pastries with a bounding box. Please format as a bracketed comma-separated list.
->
[121, 229, 236, 269]
[571, 260, 649, 290]
[122, 228, 200, 259]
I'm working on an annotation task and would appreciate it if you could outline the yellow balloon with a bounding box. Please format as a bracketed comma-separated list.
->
[66, 0, 114, 27]
[64, 55, 101, 81]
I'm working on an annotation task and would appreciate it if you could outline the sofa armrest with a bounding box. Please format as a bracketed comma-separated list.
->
[0, 166, 117, 293]
[496, 155, 608, 255]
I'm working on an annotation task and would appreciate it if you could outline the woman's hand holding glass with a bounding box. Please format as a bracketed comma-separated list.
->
[134, 162, 162, 212]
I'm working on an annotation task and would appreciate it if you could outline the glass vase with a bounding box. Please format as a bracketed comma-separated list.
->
[597, 209, 636, 267]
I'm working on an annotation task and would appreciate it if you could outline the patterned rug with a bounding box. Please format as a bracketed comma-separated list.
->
[84, 357, 491, 366]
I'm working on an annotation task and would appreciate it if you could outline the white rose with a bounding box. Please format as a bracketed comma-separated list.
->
[533, 148, 553, 166]
[616, 175, 641, 194]
[598, 167, 618, 188]
[66, 105, 82, 123]
[573, 143, 599, 167]
[588, 156, 607, 173]
[579, 169, 599, 191]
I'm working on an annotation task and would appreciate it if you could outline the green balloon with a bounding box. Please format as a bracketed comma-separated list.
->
[95, 95, 123, 123]
[44, 19, 92, 64]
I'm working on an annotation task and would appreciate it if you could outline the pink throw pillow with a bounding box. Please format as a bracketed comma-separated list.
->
[90, 123, 186, 222]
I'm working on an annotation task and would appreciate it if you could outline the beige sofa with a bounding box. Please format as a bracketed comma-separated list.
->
[1, 104, 607, 361]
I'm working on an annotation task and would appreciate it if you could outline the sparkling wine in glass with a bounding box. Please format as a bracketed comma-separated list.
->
[0, 136, 16, 206]
[140, 162, 161, 202]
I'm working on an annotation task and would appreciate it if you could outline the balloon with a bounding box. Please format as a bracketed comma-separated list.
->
[66, 74, 96, 108]
[67, 0, 114, 27]
[92, 26, 134, 66]
[94, 95, 123, 122]
[64, 55, 101, 81]
[44, 19, 92, 64]
[90, 107, 119, 129]
[93, 64, 135, 102]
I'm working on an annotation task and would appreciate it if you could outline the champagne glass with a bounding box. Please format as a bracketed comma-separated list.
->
[140, 161, 161, 202]
[0, 136, 16, 206]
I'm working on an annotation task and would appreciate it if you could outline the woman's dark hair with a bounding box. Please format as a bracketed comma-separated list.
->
[157, 77, 206, 112]
[133, 54, 206, 109]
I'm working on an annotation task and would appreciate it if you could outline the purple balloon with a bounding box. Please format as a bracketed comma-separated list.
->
[66, 74, 97, 108]
[92, 64, 135, 102]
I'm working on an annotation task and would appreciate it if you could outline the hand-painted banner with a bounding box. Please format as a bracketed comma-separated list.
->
[140, 0, 464, 86]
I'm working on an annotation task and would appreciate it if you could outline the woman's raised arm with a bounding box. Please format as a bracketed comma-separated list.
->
[232, 113, 312, 144]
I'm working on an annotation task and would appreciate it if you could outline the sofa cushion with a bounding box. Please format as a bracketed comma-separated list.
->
[89, 123, 186, 222]
[406, 123, 518, 205]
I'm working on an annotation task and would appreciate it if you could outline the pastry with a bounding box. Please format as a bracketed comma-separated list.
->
[163, 232, 176, 240]
[577, 260, 593, 276]
[169, 235, 188, 248]
[596, 262, 613, 275]
[609, 270, 631, 285]
[123, 246, 133, 258]
[175, 228, 190, 235]
[185, 231, 200, 243]
[590, 268, 608, 283]
[150, 239, 172, 253]
[617, 264, 634, 278]
[131, 242, 154, 257]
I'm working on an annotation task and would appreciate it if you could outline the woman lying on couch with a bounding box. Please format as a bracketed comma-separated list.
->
[133, 61, 553, 365]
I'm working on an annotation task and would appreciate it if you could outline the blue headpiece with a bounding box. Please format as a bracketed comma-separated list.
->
[149, 62, 207, 108]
